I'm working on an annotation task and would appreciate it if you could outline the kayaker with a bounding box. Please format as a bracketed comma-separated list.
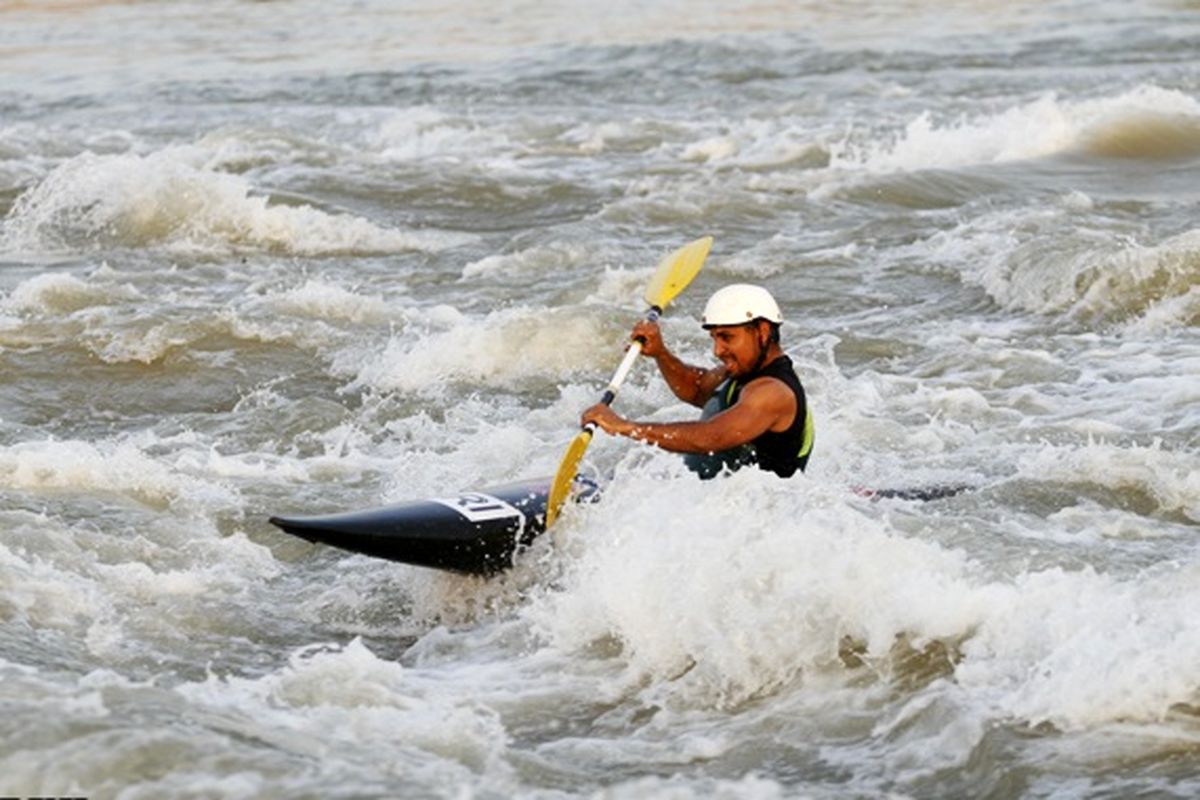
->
[581, 283, 813, 478]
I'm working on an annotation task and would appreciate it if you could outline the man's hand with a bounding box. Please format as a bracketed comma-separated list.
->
[581, 403, 628, 436]
[630, 320, 666, 358]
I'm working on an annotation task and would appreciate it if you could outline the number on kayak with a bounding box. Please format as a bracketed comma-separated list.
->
[432, 492, 526, 523]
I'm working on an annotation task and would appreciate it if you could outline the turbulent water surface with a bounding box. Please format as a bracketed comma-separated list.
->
[2, 1, 1199, 797]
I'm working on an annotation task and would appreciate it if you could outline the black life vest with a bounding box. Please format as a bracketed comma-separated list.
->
[683, 354, 814, 479]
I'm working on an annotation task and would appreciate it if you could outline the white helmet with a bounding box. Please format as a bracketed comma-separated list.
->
[701, 284, 783, 328]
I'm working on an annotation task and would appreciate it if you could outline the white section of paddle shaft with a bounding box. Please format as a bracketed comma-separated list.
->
[603, 307, 660, 401]
[605, 340, 643, 400]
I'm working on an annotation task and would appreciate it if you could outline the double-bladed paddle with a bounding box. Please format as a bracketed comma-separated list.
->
[545, 236, 713, 526]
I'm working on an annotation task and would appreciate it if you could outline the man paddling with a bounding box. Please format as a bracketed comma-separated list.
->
[581, 284, 813, 478]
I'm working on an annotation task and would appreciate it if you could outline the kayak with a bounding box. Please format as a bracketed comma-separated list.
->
[269, 471, 966, 575]
[269, 476, 599, 575]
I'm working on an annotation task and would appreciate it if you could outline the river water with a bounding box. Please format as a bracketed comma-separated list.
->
[2, 1, 1199, 797]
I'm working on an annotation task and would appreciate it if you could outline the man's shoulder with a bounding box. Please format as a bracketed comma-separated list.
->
[737, 373, 794, 407]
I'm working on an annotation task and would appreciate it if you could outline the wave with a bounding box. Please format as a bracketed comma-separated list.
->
[1089, 230, 1200, 330]
[1019, 439, 1200, 523]
[0, 147, 466, 257]
[0, 437, 246, 511]
[337, 305, 611, 395]
[372, 106, 518, 165]
[3, 272, 141, 315]
[0, 268, 406, 363]
[270, 279, 393, 325]
[834, 85, 1200, 174]
[460, 241, 599, 280]
[914, 204, 1200, 327]
[679, 121, 830, 171]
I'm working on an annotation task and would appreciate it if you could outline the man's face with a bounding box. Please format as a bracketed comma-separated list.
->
[708, 322, 766, 377]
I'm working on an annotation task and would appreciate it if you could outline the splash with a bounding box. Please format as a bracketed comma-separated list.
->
[529, 468, 983, 707]
[957, 561, 1200, 730]
[524, 460, 1200, 731]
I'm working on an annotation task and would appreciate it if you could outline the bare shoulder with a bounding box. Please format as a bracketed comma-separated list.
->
[738, 376, 797, 431]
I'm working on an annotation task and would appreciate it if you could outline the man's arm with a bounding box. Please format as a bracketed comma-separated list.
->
[631, 320, 726, 408]
[582, 377, 797, 454]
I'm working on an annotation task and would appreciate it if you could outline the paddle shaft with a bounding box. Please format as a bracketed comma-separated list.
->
[585, 307, 660, 431]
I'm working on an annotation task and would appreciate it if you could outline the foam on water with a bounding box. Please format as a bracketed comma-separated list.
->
[833, 85, 1200, 174]
[1, 505, 279, 668]
[269, 279, 393, 325]
[0, 439, 199, 509]
[908, 203, 1200, 325]
[0, 146, 464, 257]
[519, 459, 1200, 739]
[1019, 439, 1200, 523]
[0, 665, 301, 797]
[1091, 231, 1200, 329]
[372, 106, 519, 166]
[679, 120, 829, 171]
[531, 467, 977, 706]
[460, 240, 600, 280]
[0, 266, 393, 365]
[3, 272, 141, 315]
[958, 560, 1200, 729]
[169, 639, 517, 789]
[337, 305, 612, 396]
[0, 516, 113, 632]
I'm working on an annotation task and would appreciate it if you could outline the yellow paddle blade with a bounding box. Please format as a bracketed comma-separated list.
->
[643, 235, 712, 311]
[546, 428, 594, 526]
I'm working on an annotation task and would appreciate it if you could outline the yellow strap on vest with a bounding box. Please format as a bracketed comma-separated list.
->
[798, 404, 814, 459]
[724, 379, 739, 406]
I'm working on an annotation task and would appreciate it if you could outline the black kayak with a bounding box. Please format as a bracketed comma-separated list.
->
[269, 476, 598, 575]
[270, 473, 966, 575]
